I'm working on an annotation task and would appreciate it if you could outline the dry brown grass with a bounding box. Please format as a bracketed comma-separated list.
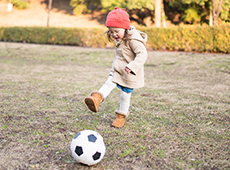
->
[0, 42, 229, 169]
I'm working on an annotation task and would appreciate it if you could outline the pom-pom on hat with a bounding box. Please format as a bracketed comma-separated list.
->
[106, 7, 130, 29]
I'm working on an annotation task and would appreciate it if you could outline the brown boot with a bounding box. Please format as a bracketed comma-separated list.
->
[85, 92, 104, 112]
[112, 111, 127, 128]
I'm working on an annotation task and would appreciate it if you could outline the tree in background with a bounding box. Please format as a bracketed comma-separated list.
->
[70, 0, 100, 15]
[47, 0, 52, 27]
[69, 0, 229, 26]
[212, 0, 223, 25]
[155, 0, 161, 27]
[161, 0, 167, 27]
[100, 0, 155, 26]
[169, 0, 209, 24]
[219, 0, 230, 23]
[8, 0, 29, 9]
[168, 0, 229, 25]
[100, 0, 154, 11]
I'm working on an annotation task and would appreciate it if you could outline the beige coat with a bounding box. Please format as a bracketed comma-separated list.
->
[110, 26, 148, 89]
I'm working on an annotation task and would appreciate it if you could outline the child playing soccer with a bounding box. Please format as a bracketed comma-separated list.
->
[85, 7, 148, 128]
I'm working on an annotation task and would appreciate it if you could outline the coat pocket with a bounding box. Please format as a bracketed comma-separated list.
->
[123, 71, 137, 83]
[114, 58, 137, 83]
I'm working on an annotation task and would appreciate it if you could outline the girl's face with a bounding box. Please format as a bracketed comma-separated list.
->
[108, 27, 125, 42]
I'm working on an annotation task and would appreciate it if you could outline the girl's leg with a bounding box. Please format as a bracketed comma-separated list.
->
[112, 90, 132, 128]
[98, 75, 116, 98]
[118, 90, 131, 116]
[85, 75, 116, 112]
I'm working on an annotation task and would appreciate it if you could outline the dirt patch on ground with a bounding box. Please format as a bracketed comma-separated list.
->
[0, 0, 106, 28]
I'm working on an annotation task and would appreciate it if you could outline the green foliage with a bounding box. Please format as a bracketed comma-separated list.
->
[70, 0, 155, 15]
[143, 27, 184, 51]
[183, 8, 201, 24]
[179, 25, 214, 52]
[9, 0, 29, 9]
[0, 27, 108, 48]
[69, 0, 229, 25]
[141, 24, 230, 53]
[127, 0, 155, 10]
[70, 0, 100, 15]
[70, 0, 87, 15]
[169, 0, 230, 24]
[0, 25, 229, 53]
[220, 0, 230, 21]
[73, 4, 87, 15]
[182, 0, 209, 6]
[212, 24, 230, 52]
[169, 0, 209, 8]
[101, 0, 155, 11]
[169, 0, 209, 6]
[101, 0, 126, 11]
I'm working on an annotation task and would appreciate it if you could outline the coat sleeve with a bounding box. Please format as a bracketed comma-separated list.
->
[126, 39, 148, 75]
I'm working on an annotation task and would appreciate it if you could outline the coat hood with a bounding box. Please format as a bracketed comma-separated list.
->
[128, 26, 148, 46]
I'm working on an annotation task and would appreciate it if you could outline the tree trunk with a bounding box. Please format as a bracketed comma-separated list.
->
[155, 0, 161, 27]
[212, 0, 223, 26]
[209, 8, 213, 26]
[47, 0, 53, 27]
[161, 0, 167, 27]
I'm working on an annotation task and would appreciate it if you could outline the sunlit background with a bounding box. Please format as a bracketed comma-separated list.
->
[0, 0, 229, 28]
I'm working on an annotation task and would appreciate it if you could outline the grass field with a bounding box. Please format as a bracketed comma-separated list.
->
[0, 42, 229, 170]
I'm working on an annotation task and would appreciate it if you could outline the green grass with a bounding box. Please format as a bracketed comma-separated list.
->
[0, 42, 229, 169]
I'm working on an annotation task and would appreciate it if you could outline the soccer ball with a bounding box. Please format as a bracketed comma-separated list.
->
[70, 130, 106, 166]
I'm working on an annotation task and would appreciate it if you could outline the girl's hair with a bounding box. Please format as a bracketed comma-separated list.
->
[106, 29, 130, 42]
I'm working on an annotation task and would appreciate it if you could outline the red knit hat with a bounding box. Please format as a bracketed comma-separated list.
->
[106, 7, 130, 29]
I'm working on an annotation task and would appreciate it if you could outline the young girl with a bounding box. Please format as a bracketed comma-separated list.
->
[85, 7, 148, 128]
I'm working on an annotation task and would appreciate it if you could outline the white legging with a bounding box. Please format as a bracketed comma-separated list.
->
[98, 76, 131, 115]
[98, 76, 116, 98]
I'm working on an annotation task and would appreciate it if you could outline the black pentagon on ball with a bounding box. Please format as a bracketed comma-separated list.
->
[88, 134, 97, 143]
[75, 146, 83, 156]
[92, 152, 101, 160]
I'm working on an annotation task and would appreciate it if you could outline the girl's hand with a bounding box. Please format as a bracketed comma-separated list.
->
[125, 66, 132, 74]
